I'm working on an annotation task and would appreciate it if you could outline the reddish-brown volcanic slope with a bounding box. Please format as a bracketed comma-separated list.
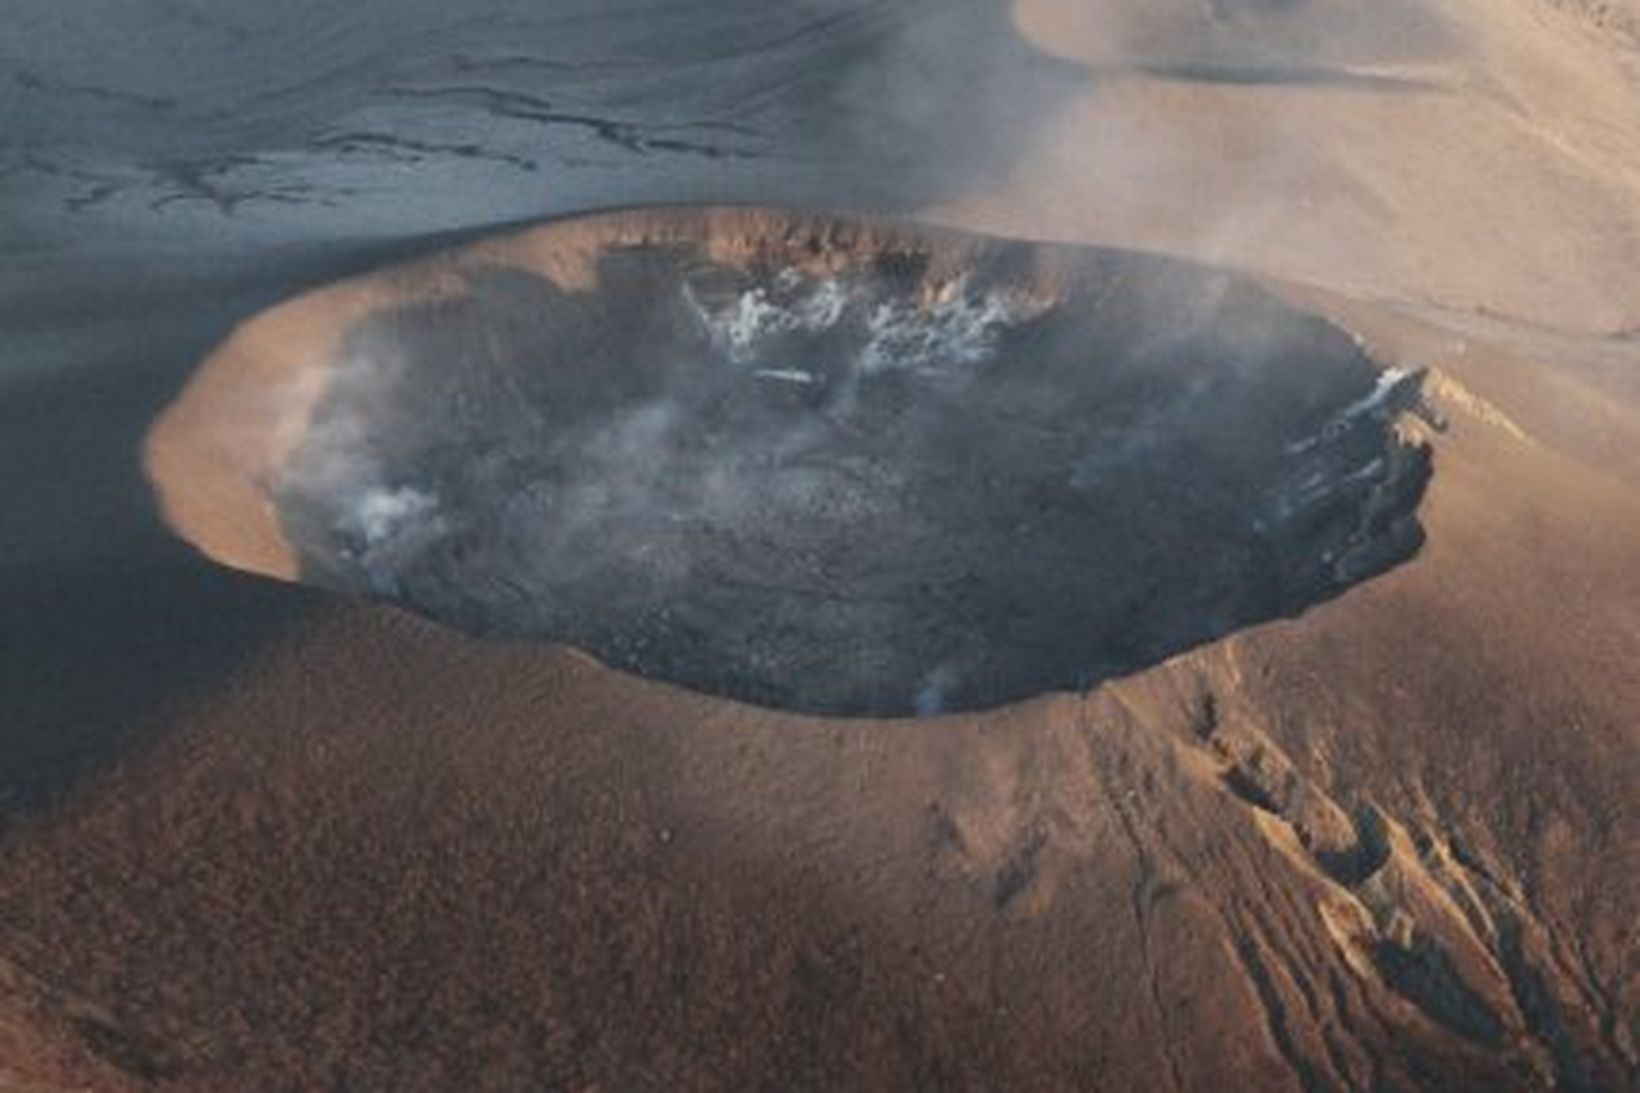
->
[0, 225, 1636, 1088]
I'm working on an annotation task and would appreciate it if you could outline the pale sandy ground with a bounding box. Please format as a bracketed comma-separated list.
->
[2, 1, 1638, 1089]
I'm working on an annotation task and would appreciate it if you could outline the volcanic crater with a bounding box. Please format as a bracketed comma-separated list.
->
[155, 210, 1434, 716]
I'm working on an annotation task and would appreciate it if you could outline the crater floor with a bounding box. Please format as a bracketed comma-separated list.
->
[251, 212, 1434, 715]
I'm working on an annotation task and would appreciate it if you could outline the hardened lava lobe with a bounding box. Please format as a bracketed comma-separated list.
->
[269, 213, 1432, 716]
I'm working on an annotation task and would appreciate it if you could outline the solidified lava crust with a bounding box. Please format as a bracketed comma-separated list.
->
[269, 212, 1433, 716]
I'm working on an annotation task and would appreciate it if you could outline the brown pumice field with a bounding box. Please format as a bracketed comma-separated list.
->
[3, 1, 1638, 1091]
